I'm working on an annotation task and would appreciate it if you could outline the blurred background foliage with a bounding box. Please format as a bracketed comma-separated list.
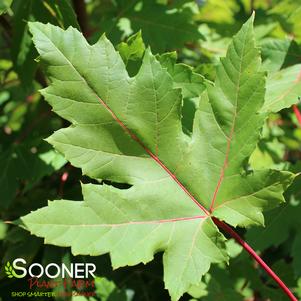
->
[0, 0, 301, 300]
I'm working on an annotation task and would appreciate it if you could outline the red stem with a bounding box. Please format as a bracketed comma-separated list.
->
[293, 104, 301, 127]
[212, 217, 298, 301]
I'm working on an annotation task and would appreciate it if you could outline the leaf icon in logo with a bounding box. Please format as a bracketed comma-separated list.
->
[5, 262, 14, 278]
[4, 262, 23, 279]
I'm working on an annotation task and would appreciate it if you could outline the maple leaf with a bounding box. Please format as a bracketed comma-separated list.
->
[157, 52, 207, 99]
[117, 31, 145, 66]
[246, 164, 301, 277]
[98, 0, 202, 53]
[0, 145, 65, 208]
[11, 0, 79, 87]
[262, 64, 301, 113]
[21, 15, 293, 300]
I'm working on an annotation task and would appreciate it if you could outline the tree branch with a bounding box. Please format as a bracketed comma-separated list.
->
[72, 0, 89, 37]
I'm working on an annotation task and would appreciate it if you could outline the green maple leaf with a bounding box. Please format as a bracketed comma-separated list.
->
[0, 145, 66, 208]
[261, 38, 292, 72]
[262, 64, 301, 113]
[11, 0, 79, 87]
[99, 0, 202, 53]
[21, 15, 294, 300]
[157, 52, 207, 99]
[269, 0, 301, 41]
[0, 0, 12, 15]
[246, 164, 301, 277]
[117, 31, 145, 66]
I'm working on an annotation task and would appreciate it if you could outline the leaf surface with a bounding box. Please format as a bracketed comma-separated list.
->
[0, 145, 66, 208]
[99, 0, 202, 53]
[157, 52, 207, 99]
[261, 38, 292, 72]
[262, 64, 301, 113]
[22, 17, 293, 300]
[0, 0, 12, 15]
[11, 0, 79, 87]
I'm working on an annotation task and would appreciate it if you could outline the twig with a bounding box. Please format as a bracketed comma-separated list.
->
[72, 0, 89, 37]
[213, 217, 298, 301]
